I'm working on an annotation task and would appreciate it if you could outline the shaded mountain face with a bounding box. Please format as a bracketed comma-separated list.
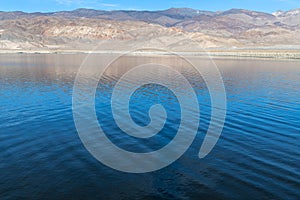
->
[0, 8, 300, 50]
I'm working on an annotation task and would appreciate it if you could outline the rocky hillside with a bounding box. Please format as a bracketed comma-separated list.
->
[0, 8, 300, 51]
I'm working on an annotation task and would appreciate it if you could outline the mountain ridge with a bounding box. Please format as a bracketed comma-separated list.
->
[0, 8, 300, 51]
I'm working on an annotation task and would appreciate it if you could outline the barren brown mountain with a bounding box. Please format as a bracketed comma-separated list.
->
[0, 8, 300, 51]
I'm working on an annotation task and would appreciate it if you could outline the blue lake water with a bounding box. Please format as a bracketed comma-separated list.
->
[0, 54, 299, 199]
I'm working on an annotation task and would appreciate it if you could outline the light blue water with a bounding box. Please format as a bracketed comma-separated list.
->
[0, 54, 299, 199]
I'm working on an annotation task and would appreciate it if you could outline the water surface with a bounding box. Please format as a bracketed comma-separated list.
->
[0, 54, 299, 199]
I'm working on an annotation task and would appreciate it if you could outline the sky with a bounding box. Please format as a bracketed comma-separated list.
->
[1, 0, 300, 13]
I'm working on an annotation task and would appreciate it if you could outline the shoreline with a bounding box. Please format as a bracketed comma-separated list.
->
[1, 49, 300, 60]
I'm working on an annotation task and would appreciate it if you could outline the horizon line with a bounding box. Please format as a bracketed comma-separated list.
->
[1, 7, 299, 14]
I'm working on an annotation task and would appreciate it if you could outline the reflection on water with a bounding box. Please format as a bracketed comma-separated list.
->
[0, 54, 300, 199]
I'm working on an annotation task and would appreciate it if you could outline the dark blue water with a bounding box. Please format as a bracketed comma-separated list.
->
[0, 54, 299, 199]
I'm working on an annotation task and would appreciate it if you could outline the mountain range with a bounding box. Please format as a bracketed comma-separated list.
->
[0, 8, 300, 51]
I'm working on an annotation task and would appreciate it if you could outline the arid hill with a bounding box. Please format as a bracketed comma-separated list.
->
[0, 8, 300, 51]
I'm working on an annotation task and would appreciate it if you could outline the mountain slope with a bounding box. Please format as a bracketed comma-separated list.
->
[0, 8, 299, 51]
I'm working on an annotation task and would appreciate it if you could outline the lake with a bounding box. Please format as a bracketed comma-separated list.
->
[0, 54, 299, 199]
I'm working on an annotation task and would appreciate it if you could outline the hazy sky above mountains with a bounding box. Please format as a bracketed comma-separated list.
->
[1, 0, 300, 13]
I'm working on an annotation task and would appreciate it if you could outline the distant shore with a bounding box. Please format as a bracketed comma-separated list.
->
[1, 49, 300, 60]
